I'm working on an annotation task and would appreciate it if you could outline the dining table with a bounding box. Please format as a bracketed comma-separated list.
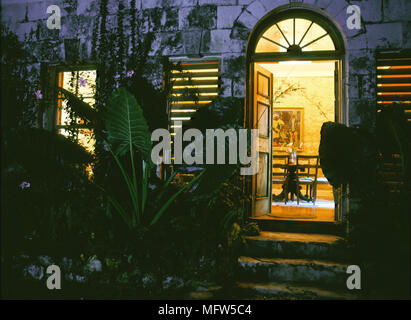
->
[272, 162, 311, 202]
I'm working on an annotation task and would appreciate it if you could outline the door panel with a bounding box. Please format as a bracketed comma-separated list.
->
[252, 64, 273, 217]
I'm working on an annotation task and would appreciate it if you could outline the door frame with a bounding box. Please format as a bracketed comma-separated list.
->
[244, 5, 348, 223]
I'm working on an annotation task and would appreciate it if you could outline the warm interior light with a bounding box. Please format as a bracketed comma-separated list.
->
[171, 101, 212, 105]
[170, 109, 196, 112]
[378, 83, 411, 86]
[170, 117, 191, 121]
[378, 92, 411, 95]
[171, 68, 219, 73]
[377, 75, 411, 78]
[172, 77, 219, 81]
[172, 85, 218, 89]
[279, 61, 312, 64]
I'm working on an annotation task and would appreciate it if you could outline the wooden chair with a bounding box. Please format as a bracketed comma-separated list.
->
[296, 155, 319, 204]
[272, 154, 289, 203]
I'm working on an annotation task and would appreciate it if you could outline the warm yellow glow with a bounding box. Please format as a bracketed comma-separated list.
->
[377, 101, 411, 103]
[171, 68, 218, 74]
[172, 77, 219, 81]
[171, 109, 196, 112]
[173, 85, 218, 89]
[171, 101, 212, 105]
[279, 61, 312, 65]
[378, 92, 411, 95]
[378, 75, 411, 78]
[378, 83, 411, 87]
[199, 92, 218, 96]
[256, 18, 335, 53]
[170, 117, 191, 120]
[58, 70, 96, 154]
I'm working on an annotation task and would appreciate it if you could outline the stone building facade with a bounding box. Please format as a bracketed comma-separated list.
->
[2, 0, 410, 124]
[1, 0, 410, 220]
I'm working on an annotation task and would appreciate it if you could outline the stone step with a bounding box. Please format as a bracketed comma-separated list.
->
[250, 217, 345, 236]
[243, 231, 349, 261]
[238, 256, 349, 289]
[235, 281, 360, 300]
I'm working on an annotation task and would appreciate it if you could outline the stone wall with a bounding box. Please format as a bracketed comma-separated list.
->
[1, 0, 411, 123]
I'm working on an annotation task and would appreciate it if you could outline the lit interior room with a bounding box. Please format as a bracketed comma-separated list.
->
[260, 60, 336, 221]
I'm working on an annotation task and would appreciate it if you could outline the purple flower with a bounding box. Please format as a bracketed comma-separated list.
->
[35, 90, 43, 99]
[218, 244, 223, 249]
[19, 181, 30, 189]
[126, 70, 135, 78]
[79, 77, 87, 87]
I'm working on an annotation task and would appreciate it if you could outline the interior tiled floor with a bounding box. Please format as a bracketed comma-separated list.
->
[271, 183, 335, 222]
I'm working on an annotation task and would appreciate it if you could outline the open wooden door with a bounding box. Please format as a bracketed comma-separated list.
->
[252, 63, 273, 217]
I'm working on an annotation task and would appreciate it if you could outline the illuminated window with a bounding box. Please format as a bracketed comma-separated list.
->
[57, 69, 97, 153]
[255, 18, 335, 53]
[168, 60, 220, 127]
[166, 60, 220, 163]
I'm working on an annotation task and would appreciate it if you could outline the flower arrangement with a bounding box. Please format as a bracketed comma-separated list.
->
[285, 142, 303, 164]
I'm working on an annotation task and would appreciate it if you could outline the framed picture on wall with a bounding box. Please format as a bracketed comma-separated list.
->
[272, 107, 304, 151]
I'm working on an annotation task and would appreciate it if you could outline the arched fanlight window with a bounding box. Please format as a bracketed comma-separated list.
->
[255, 18, 336, 54]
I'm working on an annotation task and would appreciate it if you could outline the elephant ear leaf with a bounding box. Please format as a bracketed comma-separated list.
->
[105, 88, 152, 160]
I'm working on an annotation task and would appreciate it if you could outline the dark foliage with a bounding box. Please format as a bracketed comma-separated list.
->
[319, 104, 410, 299]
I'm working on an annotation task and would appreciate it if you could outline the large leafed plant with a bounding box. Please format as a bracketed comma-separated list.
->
[103, 88, 204, 229]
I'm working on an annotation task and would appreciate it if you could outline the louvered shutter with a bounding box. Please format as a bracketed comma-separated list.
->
[168, 60, 220, 126]
[376, 50, 411, 122]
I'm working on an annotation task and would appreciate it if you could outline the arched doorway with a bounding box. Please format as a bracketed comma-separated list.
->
[246, 6, 346, 222]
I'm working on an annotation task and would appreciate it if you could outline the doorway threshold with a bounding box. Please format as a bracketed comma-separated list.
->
[250, 215, 344, 236]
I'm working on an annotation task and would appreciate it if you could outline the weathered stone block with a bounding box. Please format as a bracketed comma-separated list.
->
[28, 0, 70, 21]
[403, 21, 411, 49]
[366, 22, 402, 49]
[161, 32, 184, 55]
[142, 0, 162, 9]
[347, 32, 368, 51]
[246, 1, 267, 19]
[259, 0, 290, 12]
[163, 0, 197, 7]
[324, 0, 348, 17]
[314, 0, 332, 10]
[187, 5, 217, 29]
[182, 29, 202, 54]
[15, 21, 38, 41]
[217, 5, 243, 29]
[230, 20, 250, 40]
[383, 0, 411, 22]
[178, 7, 192, 30]
[239, 0, 254, 5]
[237, 10, 258, 30]
[351, 0, 382, 23]
[220, 77, 232, 97]
[209, 29, 245, 53]
[1, 3, 28, 23]
[77, 0, 97, 15]
[199, 0, 237, 5]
